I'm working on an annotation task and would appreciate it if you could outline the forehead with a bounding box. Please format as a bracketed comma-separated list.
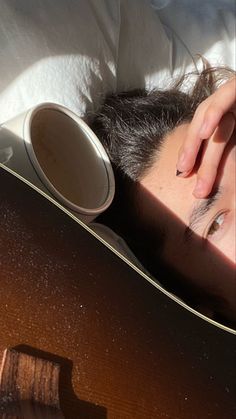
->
[140, 123, 197, 227]
[138, 125, 236, 324]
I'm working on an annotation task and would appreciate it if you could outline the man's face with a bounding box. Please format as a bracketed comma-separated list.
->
[139, 124, 236, 324]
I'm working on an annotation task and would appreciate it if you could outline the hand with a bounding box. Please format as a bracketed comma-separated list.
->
[176, 77, 236, 198]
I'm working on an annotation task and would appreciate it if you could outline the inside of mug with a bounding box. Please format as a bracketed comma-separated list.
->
[30, 108, 109, 210]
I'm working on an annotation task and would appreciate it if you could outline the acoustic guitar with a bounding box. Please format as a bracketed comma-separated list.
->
[0, 166, 235, 419]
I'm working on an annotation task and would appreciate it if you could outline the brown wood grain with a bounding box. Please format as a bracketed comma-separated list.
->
[0, 168, 236, 419]
[0, 349, 64, 419]
[0, 406, 63, 419]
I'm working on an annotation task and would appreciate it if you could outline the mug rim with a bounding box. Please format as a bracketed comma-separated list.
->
[23, 102, 115, 215]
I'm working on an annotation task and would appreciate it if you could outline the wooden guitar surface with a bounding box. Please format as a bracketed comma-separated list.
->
[0, 168, 235, 418]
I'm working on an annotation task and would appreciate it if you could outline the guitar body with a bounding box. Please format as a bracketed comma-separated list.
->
[0, 167, 235, 418]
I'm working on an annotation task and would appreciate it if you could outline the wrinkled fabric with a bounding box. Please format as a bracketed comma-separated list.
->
[0, 0, 235, 124]
[0, 0, 120, 123]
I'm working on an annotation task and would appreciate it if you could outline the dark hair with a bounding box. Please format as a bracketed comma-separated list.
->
[90, 66, 235, 300]
[91, 66, 233, 181]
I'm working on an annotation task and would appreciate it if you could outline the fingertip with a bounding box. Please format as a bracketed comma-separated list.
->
[177, 146, 198, 173]
[177, 152, 192, 173]
[193, 190, 206, 199]
[193, 179, 208, 199]
[176, 169, 191, 177]
[177, 152, 186, 168]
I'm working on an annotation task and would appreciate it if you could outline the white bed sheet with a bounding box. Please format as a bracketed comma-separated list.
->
[0, 0, 120, 124]
[151, 0, 236, 71]
[0, 0, 235, 125]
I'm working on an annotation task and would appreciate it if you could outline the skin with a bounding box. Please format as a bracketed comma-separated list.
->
[177, 77, 236, 198]
[141, 123, 236, 262]
[139, 123, 236, 324]
[136, 78, 236, 325]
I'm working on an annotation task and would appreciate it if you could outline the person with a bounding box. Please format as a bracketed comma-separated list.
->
[90, 66, 236, 328]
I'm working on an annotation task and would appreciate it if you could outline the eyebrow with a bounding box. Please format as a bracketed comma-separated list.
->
[184, 187, 222, 242]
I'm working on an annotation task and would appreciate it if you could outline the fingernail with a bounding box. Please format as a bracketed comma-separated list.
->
[177, 152, 187, 171]
[176, 169, 188, 177]
[193, 179, 205, 198]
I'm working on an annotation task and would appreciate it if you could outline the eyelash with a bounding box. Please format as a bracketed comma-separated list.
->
[206, 211, 228, 238]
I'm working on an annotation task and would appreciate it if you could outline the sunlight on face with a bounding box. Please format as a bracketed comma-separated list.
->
[139, 124, 236, 323]
[140, 124, 236, 263]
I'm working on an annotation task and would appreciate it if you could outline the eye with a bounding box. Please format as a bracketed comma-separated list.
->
[206, 212, 227, 238]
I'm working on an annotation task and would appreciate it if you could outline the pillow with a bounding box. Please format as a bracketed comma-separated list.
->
[0, 0, 120, 124]
[1, 0, 235, 126]
[1, 0, 194, 125]
[116, 0, 194, 92]
[117, 0, 236, 92]
[151, 0, 236, 71]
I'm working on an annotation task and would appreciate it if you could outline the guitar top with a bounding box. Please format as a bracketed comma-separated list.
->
[0, 167, 235, 419]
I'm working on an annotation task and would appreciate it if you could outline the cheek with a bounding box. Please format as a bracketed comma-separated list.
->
[164, 233, 235, 297]
[212, 227, 236, 264]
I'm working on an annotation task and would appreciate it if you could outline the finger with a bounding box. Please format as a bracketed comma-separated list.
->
[176, 106, 208, 175]
[176, 99, 211, 174]
[177, 77, 236, 174]
[193, 112, 235, 198]
[199, 77, 236, 140]
[176, 120, 206, 177]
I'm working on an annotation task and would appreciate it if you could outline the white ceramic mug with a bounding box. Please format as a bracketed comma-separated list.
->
[0, 103, 115, 223]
